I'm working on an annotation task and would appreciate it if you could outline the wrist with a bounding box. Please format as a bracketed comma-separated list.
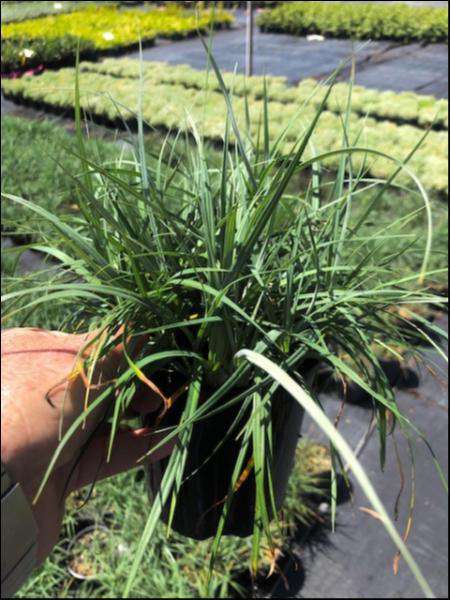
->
[1, 462, 39, 597]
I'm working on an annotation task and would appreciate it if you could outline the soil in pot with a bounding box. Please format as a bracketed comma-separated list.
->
[146, 358, 318, 540]
[67, 525, 112, 581]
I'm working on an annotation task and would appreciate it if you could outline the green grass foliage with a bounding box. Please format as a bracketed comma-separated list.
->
[15, 443, 325, 599]
[2, 114, 447, 286]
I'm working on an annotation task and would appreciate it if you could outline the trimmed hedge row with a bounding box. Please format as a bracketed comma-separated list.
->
[1, 5, 233, 72]
[2, 68, 447, 194]
[257, 1, 449, 44]
[81, 58, 449, 130]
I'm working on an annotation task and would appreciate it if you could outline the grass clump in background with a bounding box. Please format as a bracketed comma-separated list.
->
[257, 1, 448, 43]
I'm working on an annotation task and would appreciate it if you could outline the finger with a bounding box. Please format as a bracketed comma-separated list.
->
[110, 326, 148, 357]
[69, 427, 177, 492]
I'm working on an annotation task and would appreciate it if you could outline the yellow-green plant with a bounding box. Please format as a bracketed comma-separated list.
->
[2, 5, 233, 47]
[1, 4, 233, 70]
[81, 58, 449, 130]
[257, 1, 448, 44]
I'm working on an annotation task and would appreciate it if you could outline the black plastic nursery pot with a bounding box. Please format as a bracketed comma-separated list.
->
[146, 359, 317, 540]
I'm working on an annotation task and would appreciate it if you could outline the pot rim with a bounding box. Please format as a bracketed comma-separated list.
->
[67, 523, 112, 582]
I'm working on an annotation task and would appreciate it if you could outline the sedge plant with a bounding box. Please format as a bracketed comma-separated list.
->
[1, 47, 448, 598]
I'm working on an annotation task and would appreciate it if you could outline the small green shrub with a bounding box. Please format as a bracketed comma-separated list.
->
[257, 1, 449, 44]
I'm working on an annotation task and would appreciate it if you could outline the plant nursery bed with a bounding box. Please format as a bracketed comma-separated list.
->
[1, 4, 233, 74]
[77, 58, 448, 131]
[2, 69, 448, 195]
[257, 1, 449, 44]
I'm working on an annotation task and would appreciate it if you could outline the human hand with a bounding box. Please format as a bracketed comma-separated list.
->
[1, 327, 175, 564]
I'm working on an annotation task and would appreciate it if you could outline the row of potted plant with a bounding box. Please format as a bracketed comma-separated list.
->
[2, 67, 448, 194]
[257, 1, 449, 44]
[0, 114, 120, 229]
[1, 4, 233, 72]
[1, 34, 98, 75]
[81, 58, 449, 130]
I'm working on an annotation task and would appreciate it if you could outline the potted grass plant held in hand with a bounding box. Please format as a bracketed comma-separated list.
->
[1, 47, 447, 597]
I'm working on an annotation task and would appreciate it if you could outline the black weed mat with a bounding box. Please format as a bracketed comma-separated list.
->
[268, 316, 448, 599]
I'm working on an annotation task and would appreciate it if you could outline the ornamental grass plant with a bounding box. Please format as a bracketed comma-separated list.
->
[1, 48, 448, 598]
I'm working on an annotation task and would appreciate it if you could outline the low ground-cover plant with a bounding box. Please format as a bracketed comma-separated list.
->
[257, 1, 449, 44]
[2, 67, 448, 194]
[2, 50, 447, 598]
[1, 4, 233, 72]
[81, 58, 449, 130]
